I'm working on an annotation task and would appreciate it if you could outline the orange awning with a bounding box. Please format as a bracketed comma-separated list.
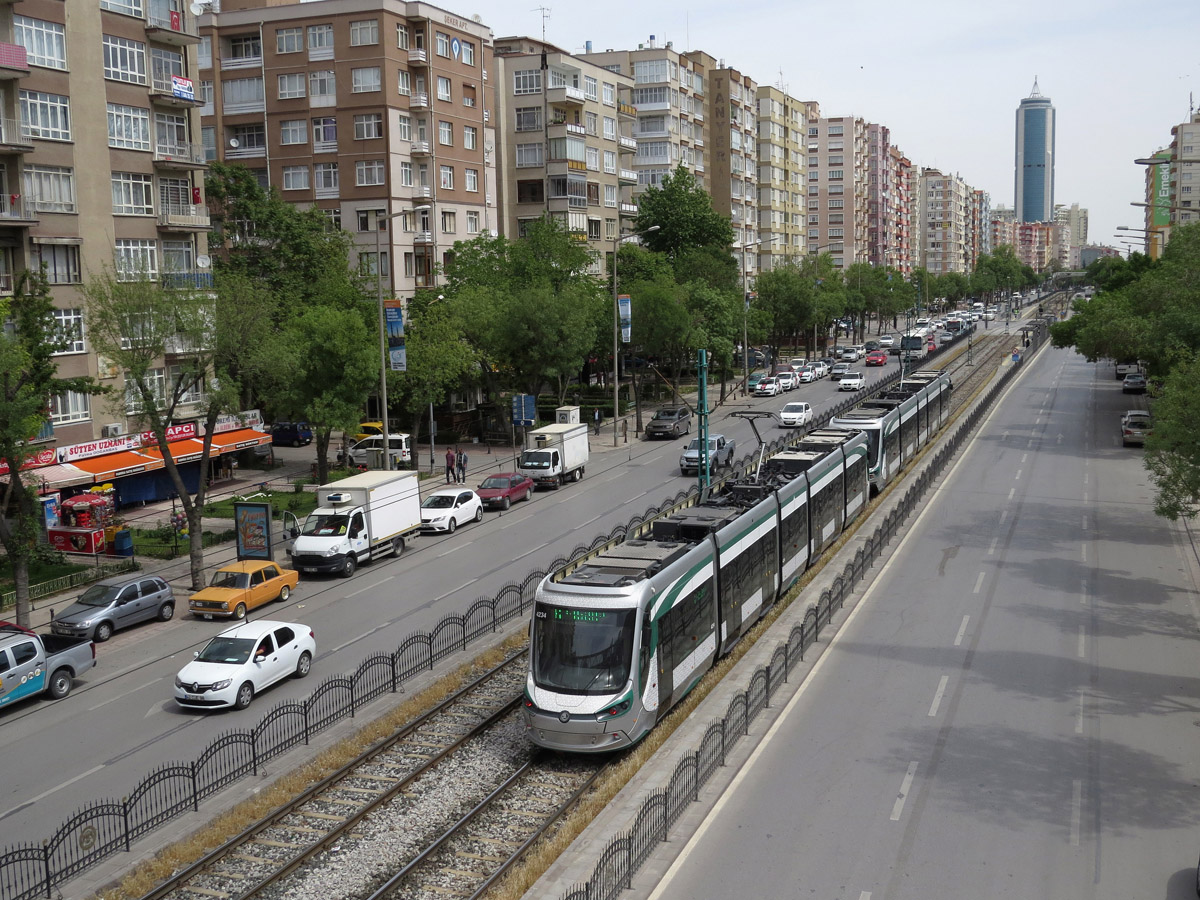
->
[210, 428, 270, 453]
[70, 450, 164, 481]
[143, 438, 208, 465]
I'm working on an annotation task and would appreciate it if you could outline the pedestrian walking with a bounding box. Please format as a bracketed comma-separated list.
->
[593, 408, 602, 436]
[456, 447, 468, 484]
[445, 447, 456, 484]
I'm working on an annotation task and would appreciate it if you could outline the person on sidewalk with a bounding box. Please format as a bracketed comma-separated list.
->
[456, 447, 468, 484]
[593, 408, 602, 436]
[445, 447, 456, 484]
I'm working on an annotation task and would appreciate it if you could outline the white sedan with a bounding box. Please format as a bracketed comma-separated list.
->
[420, 488, 483, 533]
[779, 401, 814, 428]
[175, 620, 315, 710]
[877, 335, 895, 349]
[839, 372, 866, 391]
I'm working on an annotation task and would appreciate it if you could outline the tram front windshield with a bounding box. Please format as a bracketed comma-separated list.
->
[532, 602, 636, 694]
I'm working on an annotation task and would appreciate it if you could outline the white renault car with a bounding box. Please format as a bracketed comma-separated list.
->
[420, 488, 483, 533]
[175, 620, 315, 710]
[779, 401, 814, 428]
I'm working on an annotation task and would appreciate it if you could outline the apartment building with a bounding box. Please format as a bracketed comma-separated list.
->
[917, 168, 972, 274]
[885, 146, 914, 274]
[491, 36, 635, 268]
[200, 0, 493, 294]
[804, 115, 869, 268]
[5, 0, 209, 447]
[968, 188, 991, 268]
[754, 87, 812, 270]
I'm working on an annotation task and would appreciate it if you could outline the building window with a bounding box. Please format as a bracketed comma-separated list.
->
[441, 210, 455, 233]
[100, 0, 143, 15]
[352, 67, 380, 93]
[393, 114, 409, 141]
[49, 390, 90, 424]
[515, 143, 544, 167]
[282, 165, 309, 190]
[514, 69, 542, 95]
[397, 70, 410, 96]
[350, 19, 379, 46]
[588, 218, 601, 240]
[227, 34, 261, 61]
[603, 150, 617, 174]
[32, 243, 81, 284]
[602, 82, 615, 106]
[440, 165, 453, 190]
[399, 161, 412, 186]
[396, 24, 409, 50]
[828, 169, 843, 180]
[15, 17, 67, 70]
[437, 76, 451, 101]
[223, 76, 265, 110]
[354, 113, 383, 140]
[314, 162, 338, 191]
[604, 184, 617, 207]
[24, 165, 75, 213]
[278, 73, 305, 99]
[465, 168, 478, 192]
[232, 122, 266, 150]
[111, 172, 155, 215]
[515, 107, 542, 131]
[632, 58, 668, 83]
[115, 239, 158, 280]
[51, 309, 85, 354]
[307, 24, 333, 54]
[310, 70, 336, 101]
[358, 250, 387, 277]
[584, 75, 598, 101]
[466, 210, 480, 234]
[435, 31, 450, 57]
[356, 159, 385, 186]
[463, 125, 477, 150]
[280, 119, 306, 144]
[106, 103, 149, 150]
[276, 27, 302, 54]
[603, 117, 616, 140]
[103, 35, 147, 84]
[586, 147, 599, 171]
[311, 116, 336, 146]
[828, 198, 844, 208]
[438, 120, 452, 145]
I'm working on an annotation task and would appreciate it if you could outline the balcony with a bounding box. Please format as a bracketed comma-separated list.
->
[226, 143, 266, 160]
[411, 185, 433, 200]
[158, 203, 210, 230]
[619, 202, 638, 217]
[407, 48, 428, 66]
[546, 84, 585, 106]
[313, 138, 337, 154]
[0, 42, 29, 79]
[413, 230, 434, 244]
[547, 121, 586, 139]
[150, 73, 201, 107]
[618, 135, 637, 152]
[220, 53, 262, 71]
[145, 8, 201, 46]
[0, 194, 37, 226]
[153, 141, 207, 169]
[619, 168, 637, 184]
[617, 101, 637, 118]
[693, 109, 704, 123]
[409, 91, 429, 109]
[635, 98, 670, 112]
[0, 116, 32, 153]
[546, 158, 587, 176]
[161, 270, 214, 290]
[0, 272, 12, 295]
[410, 139, 432, 156]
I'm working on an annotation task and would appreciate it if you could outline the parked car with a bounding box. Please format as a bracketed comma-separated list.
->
[50, 575, 174, 643]
[877, 335, 895, 349]
[645, 406, 693, 439]
[830, 362, 851, 381]
[0, 622, 96, 706]
[865, 350, 888, 367]
[812, 360, 831, 378]
[747, 372, 765, 391]
[796, 365, 817, 383]
[680, 434, 736, 476]
[863, 340, 880, 352]
[778, 401, 814, 428]
[420, 488, 483, 533]
[755, 377, 781, 397]
[270, 422, 313, 447]
[189, 561, 299, 620]
[174, 620, 315, 710]
[775, 370, 796, 391]
[1120, 410, 1152, 447]
[338, 434, 413, 468]
[476, 473, 534, 510]
[840, 346, 860, 361]
[839, 371, 866, 391]
[1122, 373, 1148, 394]
[817, 357, 837, 372]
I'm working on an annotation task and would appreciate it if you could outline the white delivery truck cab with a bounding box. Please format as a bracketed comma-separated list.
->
[518, 421, 590, 488]
[290, 470, 421, 577]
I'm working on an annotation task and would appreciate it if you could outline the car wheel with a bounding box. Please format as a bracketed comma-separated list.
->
[278, 584, 290, 602]
[233, 602, 247, 619]
[391, 536, 404, 556]
[448, 516, 457, 534]
[294, 650, 312, 678]
[474, 505, 483, 523]
[93, 621, 114, 643]
[342, 557, 356, 578]
[233, 681, 254, 710]
[48, 668, 73, 700]
[292, 438, 301, 447]
[525, 483, 534, 499]
[574, 467, 583, 482]
[157, 602, 175, 622]
[502, 496, 511, 510]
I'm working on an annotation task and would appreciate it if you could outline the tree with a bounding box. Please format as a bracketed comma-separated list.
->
[0, 272, 104, 626]
[633, 165, 734, 264]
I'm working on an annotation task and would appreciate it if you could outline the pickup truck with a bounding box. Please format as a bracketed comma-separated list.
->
[679, 433, 736, 476]
[0, 622, 96, 707]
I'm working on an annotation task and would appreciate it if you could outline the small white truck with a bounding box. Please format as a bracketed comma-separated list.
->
[518, 422, 590, 488]
[289, 470, 421, 577]
[0, 622, 96, 707]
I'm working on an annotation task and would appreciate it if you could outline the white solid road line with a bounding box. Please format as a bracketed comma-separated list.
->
[1076, 690, 1085, 734]
[1014, 469, 1022, 480]
[890, 761, 919, 821]
[999, 510, 1008, 525]
[87, 677, 163, 711]
[433, 579, 477, 603]
[987, 537, 997, 556]
[973, 572, 985, 594]
[0, 764, 105, 820]
[954, 615, 970, 647]
[927, 675, 950, 717]
[1070, 779, 1083, 846]
[438, 539, 473, 558]
[328, 628, 377, 655]
[1007, 487, 1016, 500]
[1081, 544, 1087, 563]
[1021, 453, 1028, 463]
[346, 577, 392, 599]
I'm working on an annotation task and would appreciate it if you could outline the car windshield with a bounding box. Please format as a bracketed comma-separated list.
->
[531, 602, 636, 694]
[653, 409, 679, 420]
[784, 404, 806, 413]
[422, 494, 455, 509]
[301, 513, 350, 536]
[209, 570, 250, 590]
[77, 584, 121, 607]
[196, 636, 254, 665]
[520, 450, 551, 469]
[479, 476, 510, 490]
[685, 438, 716, 452]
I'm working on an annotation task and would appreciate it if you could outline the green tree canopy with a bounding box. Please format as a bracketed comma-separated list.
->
[633, 165, 735, 263]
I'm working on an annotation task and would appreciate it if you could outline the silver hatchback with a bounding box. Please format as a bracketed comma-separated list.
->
[51, 575, 175, 642]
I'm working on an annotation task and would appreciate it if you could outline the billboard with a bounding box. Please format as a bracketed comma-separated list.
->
[618, 294, 632, 343]
[1151, 150, 1172, 229]
[234, 502, 273, 560]
[385, 300, 406, 371]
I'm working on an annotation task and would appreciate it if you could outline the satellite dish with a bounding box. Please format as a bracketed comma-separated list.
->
[197, 255, 211, 268]
[228, 138, 239, 148]
[188, 1, 205, 15]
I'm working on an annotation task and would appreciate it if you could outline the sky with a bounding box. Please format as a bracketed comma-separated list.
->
[460, 0, 1200, 257]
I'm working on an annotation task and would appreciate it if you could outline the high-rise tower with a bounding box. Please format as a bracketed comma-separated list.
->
[1014, 79, 1055, 222]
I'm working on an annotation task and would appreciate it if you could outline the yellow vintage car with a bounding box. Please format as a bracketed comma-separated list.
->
[188, 561, 298, 620]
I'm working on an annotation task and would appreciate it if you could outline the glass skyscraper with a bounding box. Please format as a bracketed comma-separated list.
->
[1015, 80, 1055, 223]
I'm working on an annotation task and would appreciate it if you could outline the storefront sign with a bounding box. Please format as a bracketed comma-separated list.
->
[0, 448, 57, 476]
[210, 409, 265, 435]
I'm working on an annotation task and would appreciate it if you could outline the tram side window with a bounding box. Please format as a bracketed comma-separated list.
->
[660, 578, 713, 673]
[900, 412, 917, 452]
[757, 531, 777, 597]
[845, 456, 866, 501]
[782, 501, 808, 556]
[866, 429, 881, 470]
[884, 426, 900, 471]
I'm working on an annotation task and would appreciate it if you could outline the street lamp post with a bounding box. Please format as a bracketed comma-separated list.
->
[374, 209, 406, 470]
[737, 236, 779, 395]
[613, 225, 659, 446]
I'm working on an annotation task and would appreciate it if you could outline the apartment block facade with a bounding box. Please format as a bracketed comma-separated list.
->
[1166, 112, 1199, 230]
[754, 86, 813, 270]
[491, 36, 635, 268]
[917, 168, 972, 274]
[968, 188, 991, 267]
[200, 0, 494, 295]
[885, 146, 914, 274]
[5, 0, 210, 446]
[805, 114, 869, 268]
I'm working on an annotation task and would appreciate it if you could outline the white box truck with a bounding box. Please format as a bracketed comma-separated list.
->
[518, 422, 589, 488]
[289, 470, 421, 577]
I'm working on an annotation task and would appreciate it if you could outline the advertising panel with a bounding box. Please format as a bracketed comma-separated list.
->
[385, 300, 406, 372]
[618, 294, 632, 343]
[234, 502, 273, 560]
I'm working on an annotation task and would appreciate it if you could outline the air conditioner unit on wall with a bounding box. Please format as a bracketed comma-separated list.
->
[101, 423, 124, 438]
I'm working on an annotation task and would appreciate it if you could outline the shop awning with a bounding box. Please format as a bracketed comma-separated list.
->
[210, 428, 270, 453]
[0, 463, 94, 490]
[143, 438, 208, 465]
[70, 450, 164, 481]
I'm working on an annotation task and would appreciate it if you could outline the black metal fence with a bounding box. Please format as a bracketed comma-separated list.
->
[0, 331, 1037, 900]
[561, 330, 1046, 900]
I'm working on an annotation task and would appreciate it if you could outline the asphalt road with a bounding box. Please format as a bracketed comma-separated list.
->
[639, 345, 1200, 898]
[0, 345, 908, 845]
